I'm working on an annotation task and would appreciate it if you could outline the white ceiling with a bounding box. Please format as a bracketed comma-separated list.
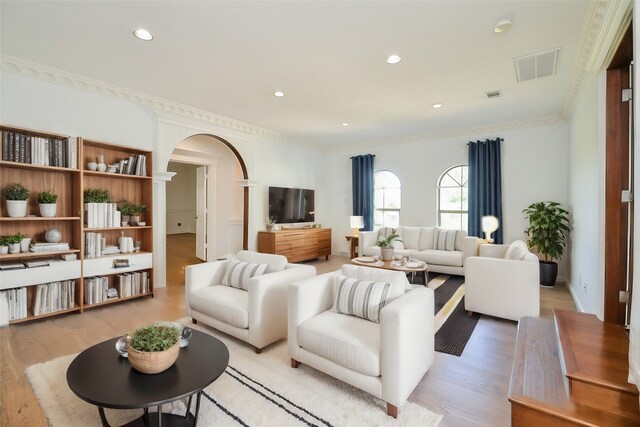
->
[1, 1, 591, 147]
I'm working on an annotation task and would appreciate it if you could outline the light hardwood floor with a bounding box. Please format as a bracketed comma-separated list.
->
[0, 243, 575, 427]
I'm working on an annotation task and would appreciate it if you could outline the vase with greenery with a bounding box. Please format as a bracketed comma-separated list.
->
[266, 216, 277, 231]
[5, 233, 24, 254]
[129, 203, 146, 226]
[523, 201, 570, 287]
[3, 183, 30, 218]
[127, 324, 180, 374]
[36, 190, 59, 217]
[84, 188, 111, 203]
[0, 236, 10, 254]
[377, 228, 402, 261]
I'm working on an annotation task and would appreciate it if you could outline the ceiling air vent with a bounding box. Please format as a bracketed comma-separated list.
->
[486, 90, 502, 99]
[514, 48, 559, 82]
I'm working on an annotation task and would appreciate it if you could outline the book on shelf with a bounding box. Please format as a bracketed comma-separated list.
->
[116, 270, 150, 297]
[1, 287, 28, 320]
[33, 280, 76, 316]
[30, 242, 70, 252]
[84, 276, 110, 305]
[24, 260, 50, 268]
[84, 202, 120, 228]
[61, 253, 78, 261]
[0, 262, 27, 270]
[1, 130, 76, 168]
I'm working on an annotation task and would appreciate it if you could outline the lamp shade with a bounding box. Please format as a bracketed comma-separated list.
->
[350, 216, 364, 229]
[481, 215, 499, 233]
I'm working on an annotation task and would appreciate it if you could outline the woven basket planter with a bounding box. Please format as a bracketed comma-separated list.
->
[127, 341, 180, 374]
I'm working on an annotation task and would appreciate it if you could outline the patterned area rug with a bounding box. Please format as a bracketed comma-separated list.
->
[427, 273, 481, 357]
[25, 320, 443, 426]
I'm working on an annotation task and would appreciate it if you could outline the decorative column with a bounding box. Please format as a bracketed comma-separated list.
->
[153, 171, 176, 288]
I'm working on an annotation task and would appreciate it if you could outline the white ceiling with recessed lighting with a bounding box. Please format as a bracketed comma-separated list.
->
[1, 1, 591, 146]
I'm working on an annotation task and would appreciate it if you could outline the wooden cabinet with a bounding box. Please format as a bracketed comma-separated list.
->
[258, 228, 331, 262]
[0, 125, 153, 324]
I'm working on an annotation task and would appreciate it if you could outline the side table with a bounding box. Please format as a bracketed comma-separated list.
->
[345, 235, 359, 259]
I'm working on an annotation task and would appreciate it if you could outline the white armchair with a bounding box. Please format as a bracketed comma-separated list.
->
[186, 250, 316, 353]
[288, 265, 434, 418]
[464, 241, 540, 321]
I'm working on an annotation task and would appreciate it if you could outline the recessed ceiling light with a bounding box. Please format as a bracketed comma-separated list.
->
[432, 103, 444, 109]
[341, 122, 350, 126]
[133, 28, 153, 41]
[494, 19, 513, 33]
[386, 55, 402, 64]
[274, 91, 285, 97]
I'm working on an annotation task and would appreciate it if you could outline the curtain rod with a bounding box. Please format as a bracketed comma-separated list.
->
[467, 137, 503, 145]
[350, 154, 376, 159]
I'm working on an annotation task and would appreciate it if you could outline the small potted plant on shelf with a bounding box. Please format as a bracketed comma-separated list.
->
[2, 183, 30, 218]
[377, 228, 402, 261]
[266, 216, 277, 231]
[118, 202, 134, 226]
[5, 233, 24, 254]
[129, 203, 146, 226]
[523, 201, 570, 287]
[0, 236, 9, 254]
[127, 323, 180, 374]
[36, 190, 58, 217]
[83, 188, 111, 204]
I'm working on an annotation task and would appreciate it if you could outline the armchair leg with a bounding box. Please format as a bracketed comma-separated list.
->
[467, 310, 473, 317]
[291, 358, 300, 369]
[386, 403, 398, 418]
[255, 347, 262, 354]
[192, 318, 198, 325]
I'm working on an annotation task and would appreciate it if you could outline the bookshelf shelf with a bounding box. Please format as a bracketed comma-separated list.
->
[84, 226, 152, 231]
[0, 249, 80, 261]
[9, 306, 82, 324]
[82, 292, 153, 310]
[83, 170, 152, 180]
[0, 160, 80, 173]
[0, 217, 81, 221]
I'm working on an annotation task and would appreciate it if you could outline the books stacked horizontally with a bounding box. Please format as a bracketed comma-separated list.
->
[84, 276, 116, 305]
[33, 280, 76, 316]
[1, 288, 27, 320]
[30, 242, 70, 252]
[117, 271, 150, 297]
[84, 203, 121, 228]
[116, 154, 147, 176]
[1, 130, 78, 168]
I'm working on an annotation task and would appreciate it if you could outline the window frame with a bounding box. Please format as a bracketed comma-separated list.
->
[374, 170, 401, 229]
[437, 164, 468, 230]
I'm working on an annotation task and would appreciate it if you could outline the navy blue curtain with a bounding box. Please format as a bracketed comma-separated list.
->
[351, 154, 375, 231]
[468, 138, 503, 244]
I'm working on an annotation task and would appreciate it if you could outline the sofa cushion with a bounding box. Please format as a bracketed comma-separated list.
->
[401, 227, 421, 250]
[298, 311, 381, 377]
[223, 259, 268, 290]
[340, 264, 409, 296]
[236, 250, 286, 273]
[454, 230, 466, 251]
[419, 227, 435, 250]
[332, 275, 395, 323]
[414, 249, 463, 267]
[433, 228, 457, 251]
[362, 246, 380, 256]
[190, 285, 248, 328]
[504, 240, 529, 261]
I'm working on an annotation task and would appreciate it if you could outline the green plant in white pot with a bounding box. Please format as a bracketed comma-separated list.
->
[523, 201, 570, 287]
[5, 233, 23, 254]
[36, 190, 58, 217]
[3, 183, 30, 218]
[377, 228, 402, 261]
[0, 236, 9, 254]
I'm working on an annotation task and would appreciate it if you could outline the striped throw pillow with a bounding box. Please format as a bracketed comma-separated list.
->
[332, 275, 393, 323]
[433, 228, 457, 251]
[223, 259, 268, 291]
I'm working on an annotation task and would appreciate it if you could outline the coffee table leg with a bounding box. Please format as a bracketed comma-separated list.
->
[194, 392, 203, 426]
[98, 407, 111, 427]
[143, 408, 150, 427]
[184, 395, 193, 419]
[157, 404, 162, 427]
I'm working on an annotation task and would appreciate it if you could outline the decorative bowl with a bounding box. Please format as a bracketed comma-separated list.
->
[127, 341, 179, 374]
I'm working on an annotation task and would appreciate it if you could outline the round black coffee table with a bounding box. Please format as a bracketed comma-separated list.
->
[67, 329, 229, 427]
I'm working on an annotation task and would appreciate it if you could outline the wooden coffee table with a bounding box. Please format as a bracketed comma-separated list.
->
[67, 329, 229, 427]
[351, 257, 429, 285]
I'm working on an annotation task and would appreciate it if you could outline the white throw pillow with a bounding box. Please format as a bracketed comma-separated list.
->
[223, 259, 268, 290]
[433, 228, 457, 251]
[332, 275, 394, 323]
[340, 264, 410, 294]
[504, 240, 528, 261]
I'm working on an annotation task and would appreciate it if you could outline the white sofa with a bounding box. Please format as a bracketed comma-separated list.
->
[464, 241, 540, 321]
[288, 264, 435, 418]
[186, 250, 316, 353]
[358, 226, 480, 275]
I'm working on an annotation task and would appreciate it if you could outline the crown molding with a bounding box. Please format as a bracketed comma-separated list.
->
[0, 55, 319, 149]
[561, 0, 631, 120]
[323, 115, 566, 152]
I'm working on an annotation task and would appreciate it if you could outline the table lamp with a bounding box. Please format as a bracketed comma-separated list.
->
[350, 216, 364, 236]
[481, 215, 499, 243]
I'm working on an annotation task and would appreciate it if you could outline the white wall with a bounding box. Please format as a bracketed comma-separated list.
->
[166, 162, 197, 234]
[324, 123, 570, 277]
[567, 72, 604, 316]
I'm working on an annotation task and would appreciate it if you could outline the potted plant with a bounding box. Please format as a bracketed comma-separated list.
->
[129, 203, 146, 226]
[266, 216, 277, 231]
[5, 233, 23, 254]
[118, 202, 134, 226]
[377, 228, 402, 261]
[36, 190, 58, 217]
[523, 201, 570, 287]
[127, 324, 180, 374]
[3, 183, 30, 218]
[0, 236, 9, 254]
[84, 188, 111, 203]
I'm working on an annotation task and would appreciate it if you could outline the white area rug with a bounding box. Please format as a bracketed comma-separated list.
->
[26, 319, 442, 426]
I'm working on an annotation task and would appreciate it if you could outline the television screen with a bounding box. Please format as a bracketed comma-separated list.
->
[269, 187, 315, 224]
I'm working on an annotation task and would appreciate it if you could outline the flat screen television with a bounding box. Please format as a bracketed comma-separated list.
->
[268, 186, 315, 224]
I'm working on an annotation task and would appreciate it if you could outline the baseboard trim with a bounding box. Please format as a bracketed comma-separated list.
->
[566, 281, 585, 312]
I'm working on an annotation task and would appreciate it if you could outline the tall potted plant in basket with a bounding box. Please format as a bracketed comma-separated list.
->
[127, 324, 180, 374]
[377, 228, 402, 261]
[523, 201, 570, 287]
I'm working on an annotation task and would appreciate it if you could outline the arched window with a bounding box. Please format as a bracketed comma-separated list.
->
[438, 165, 468, 231]
[374, 170, 401, 228]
